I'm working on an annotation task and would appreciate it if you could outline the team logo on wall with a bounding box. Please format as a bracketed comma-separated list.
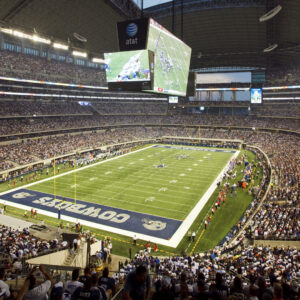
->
[126, 23, 138, 37]
[142, 218, 167, 231]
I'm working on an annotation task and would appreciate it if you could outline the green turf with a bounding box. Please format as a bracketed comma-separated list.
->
[27, 146, 234, 220]
[0, 146, 262, 256]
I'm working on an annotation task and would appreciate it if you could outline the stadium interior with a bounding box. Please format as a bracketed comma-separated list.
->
[0, 0, 299, 299]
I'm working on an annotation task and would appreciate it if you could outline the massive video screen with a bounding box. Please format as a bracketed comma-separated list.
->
[104, 50, 152, 82]
[146, 18, 192, 96]
[251, 88, 262, 104]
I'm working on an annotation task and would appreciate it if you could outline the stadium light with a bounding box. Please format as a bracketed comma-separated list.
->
[92, 58, 105, 64]
[13, 30, 32, 39]
[72, 50, 87, 58]
[1, 27, 50, 44]
[32, 34, 51, 44]
[259, 5, 282, 22]
[53, 42, 69, 50]
[0, 28, 12, 34]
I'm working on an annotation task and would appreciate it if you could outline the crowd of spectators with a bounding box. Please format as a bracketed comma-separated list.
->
[93, 102, 168, 115]
[116, 244, 300, 300]
[0, 127, 190, 168]
[265, 66, 300, 86]
[0, 225, 67, 271]
[251, 103, 300, 118]
[1, 113, 300, 137]
[0, 244, 298, 299]
[0, 50, 106, 85]
[0, 101, 92, 117]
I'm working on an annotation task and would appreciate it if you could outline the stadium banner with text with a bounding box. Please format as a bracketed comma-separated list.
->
[117, 18, 149, 51]
[0, 189, 182, 240]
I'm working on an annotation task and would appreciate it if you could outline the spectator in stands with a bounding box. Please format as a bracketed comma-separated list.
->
[209, 273, 229, 300]
[0, 269, 10, 298]
[64, 268, 83, 297]
[98, 267, 115, 298]
[23, 265, 54, 300]
[79, 267, 92, 284]
[123, 265, 151, 300]
[71, 274, 106, 300]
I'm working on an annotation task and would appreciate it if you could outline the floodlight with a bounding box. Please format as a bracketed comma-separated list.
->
[0, 28, 12, 34]
[53, 42, 69, 50]
[92, 58, 105, 63]
[32, 34, 51, 44]
[72, 50, 87, 58]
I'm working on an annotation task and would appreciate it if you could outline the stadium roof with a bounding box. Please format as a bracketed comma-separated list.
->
[0, 0, 299, 69]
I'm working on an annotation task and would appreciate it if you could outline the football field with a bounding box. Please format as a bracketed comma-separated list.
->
[0, 145, 237, 247]
[29, 146, 234, 220]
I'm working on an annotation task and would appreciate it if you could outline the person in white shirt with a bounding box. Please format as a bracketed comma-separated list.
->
[65, 269, 83, 296]
[0, 269, 10, 298]
[23, 265, 54, 300]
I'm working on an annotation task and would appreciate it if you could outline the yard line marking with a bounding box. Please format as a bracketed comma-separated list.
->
[165, 150, 239, 248]
[0, 145, 154, 197]
[145, 197, 155, 202]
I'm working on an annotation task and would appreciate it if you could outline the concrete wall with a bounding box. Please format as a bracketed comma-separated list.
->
[27, 248, 70, 265]
[26, 241, 102, 268]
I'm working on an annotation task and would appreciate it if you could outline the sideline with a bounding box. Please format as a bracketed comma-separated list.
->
[0, 146, 239, 248]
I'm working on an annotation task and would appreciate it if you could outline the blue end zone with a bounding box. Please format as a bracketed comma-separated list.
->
[0, 189, 182, 240]
[154, 145, 236, 153]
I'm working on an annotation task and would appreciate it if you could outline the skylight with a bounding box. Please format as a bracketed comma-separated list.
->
[132, 0, 173, 9]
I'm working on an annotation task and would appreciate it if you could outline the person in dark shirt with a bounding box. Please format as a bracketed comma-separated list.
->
[209, 273, 229, 300]
[72, 274, 106, 300]
[98, 267, 115, 297]
[193, 279, 209, 300]
[79, 267, 91, 284]
[229, 276, 245, 300]
[124, 265, 151, 300]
